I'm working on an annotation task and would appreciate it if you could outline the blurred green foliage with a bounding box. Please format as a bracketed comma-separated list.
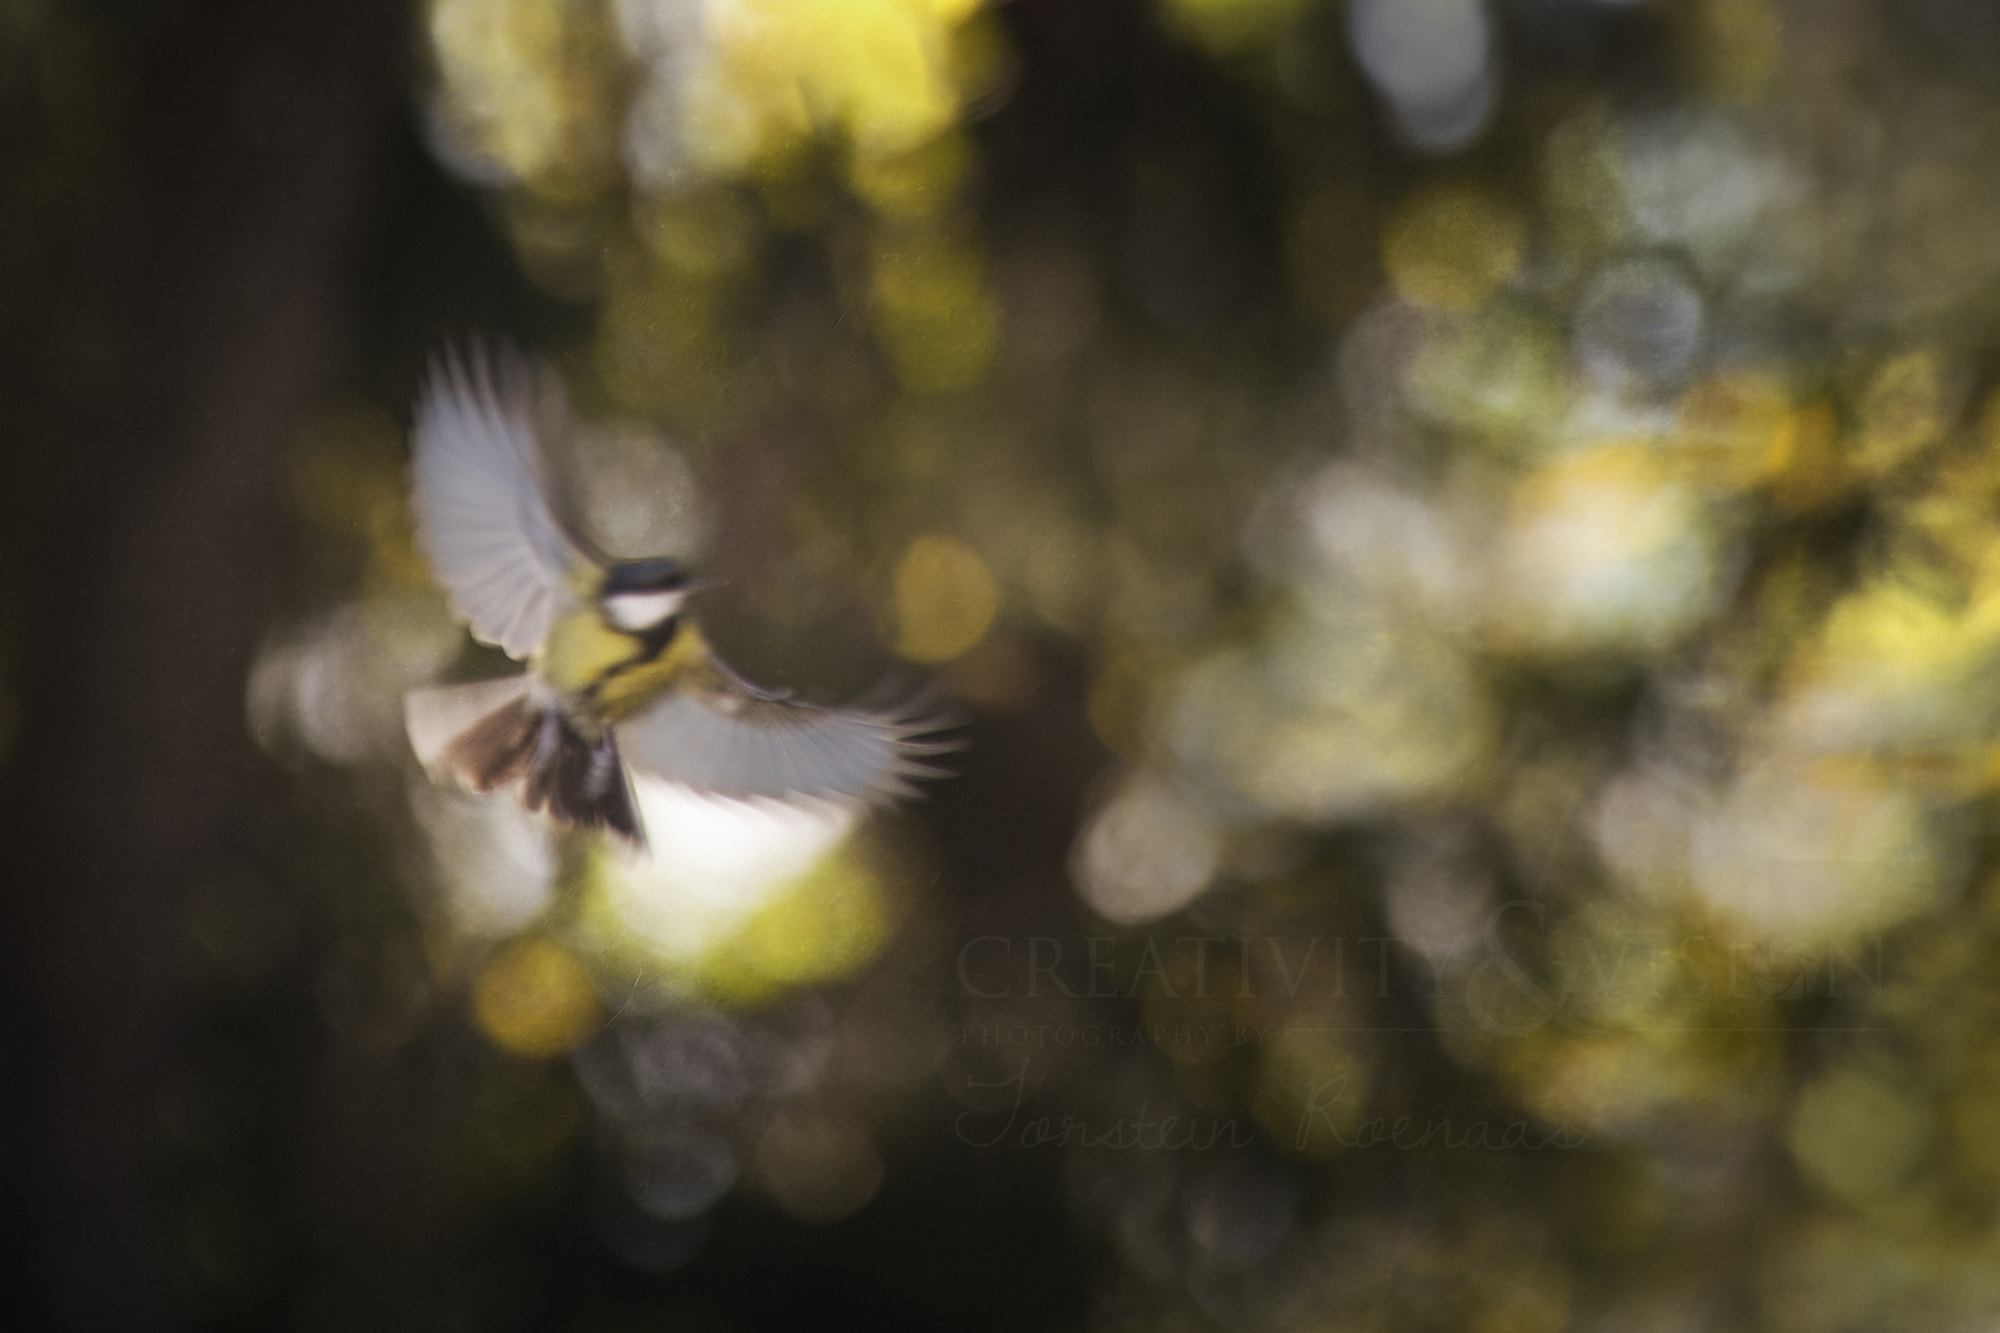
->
[39, 0, 2000, 1327]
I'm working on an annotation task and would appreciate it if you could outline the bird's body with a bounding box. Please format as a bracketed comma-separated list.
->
[540, 591, 701, 721]
[402, 344, 956, 845]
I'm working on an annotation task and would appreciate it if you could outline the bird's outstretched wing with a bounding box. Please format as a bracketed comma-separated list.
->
[410, 343, 597, 660]
[615, 652, 962, 804]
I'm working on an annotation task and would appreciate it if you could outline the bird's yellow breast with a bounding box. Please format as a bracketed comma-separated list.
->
[539, 609, 711, 723]
[540, 609, 632, 697]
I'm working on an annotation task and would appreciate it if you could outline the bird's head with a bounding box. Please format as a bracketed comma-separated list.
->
[599, 559, 698, 632]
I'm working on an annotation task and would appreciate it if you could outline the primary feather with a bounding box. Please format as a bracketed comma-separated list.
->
[616, 668, 960, 804]
[409, 344, 594, 661]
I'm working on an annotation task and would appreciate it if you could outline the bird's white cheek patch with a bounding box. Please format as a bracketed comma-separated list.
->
[603, 590, 685, 631]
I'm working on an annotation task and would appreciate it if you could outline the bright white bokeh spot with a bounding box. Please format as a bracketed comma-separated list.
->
[1349, 0, 1494, 153]
[1574, 257, 1705, 394]
[1169, 611, 1492, 823]
[1591, 761, 1700, 902]
[412, 783, 557, 937]
[1073, 772, 1222, 924]
[247, 601, 460, 766]
[1689, 753, 1951, 942]
[1487, 449, 1723, 654]
[1383, 824, 1493, 963]
[1617, 113, 1796, 275]
[597, 777, 860, 963]
[624, 1128, 739, 1220]
[1301, 463, 1472, 626]
[563, 418, 713, 561]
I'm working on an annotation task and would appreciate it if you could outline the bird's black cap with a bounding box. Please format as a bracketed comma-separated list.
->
[601, 558, 693, 594]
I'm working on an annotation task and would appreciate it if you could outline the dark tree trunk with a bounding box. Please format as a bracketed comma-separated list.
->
[1, 2, 405, 1326]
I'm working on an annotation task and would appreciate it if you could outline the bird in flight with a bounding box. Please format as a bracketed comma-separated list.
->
[402, 342, 958, 845]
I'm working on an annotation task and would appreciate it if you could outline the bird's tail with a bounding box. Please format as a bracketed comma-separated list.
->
[405, 677, 642, 842]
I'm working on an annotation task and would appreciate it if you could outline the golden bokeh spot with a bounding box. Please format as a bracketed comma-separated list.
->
[872, 226, 983, 313]
[1673, 371, 1792, 490]
[1789, 1068, 1929, 1203]
[1815, 578, 1964, 675]
[1382, 184, 1524, 311]
[677, 47, 811, 181]
[1075, 772, 1221, 924]
[681, 0, 988, 179]
[894, 534, 1000, 662]
[1854, 349, 1947, 478]
[1977, 736, 2000, 800]
[1865, 748, 1986, 801]
[428, 0, 562, 167]
[472, 937, 601, 1058]
[1686, 747, 1948, 942]
[1506, 1030, 1735, 1139]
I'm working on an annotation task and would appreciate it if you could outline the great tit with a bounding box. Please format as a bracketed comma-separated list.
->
[402, 343, 957, 844]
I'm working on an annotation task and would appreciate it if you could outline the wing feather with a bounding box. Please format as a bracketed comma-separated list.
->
[615, 658, 961, 804]
[410, 343, 595, 660]
[404, 674, 536, 775]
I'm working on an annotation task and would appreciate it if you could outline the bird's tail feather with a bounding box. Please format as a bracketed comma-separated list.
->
[405, 676, 534, 774]
[406, 678, 642, 842]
